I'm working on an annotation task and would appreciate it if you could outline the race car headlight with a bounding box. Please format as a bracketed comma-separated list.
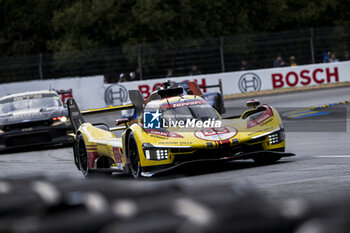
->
[268, 128, 285, 145]
[144, 149, 168, 160]
[52, 116, 68, 122]
[1, 125, 10, 132]
[268, 133, 279, 144]
[59, 116, 68, 122]
[143, 143, 168, 160]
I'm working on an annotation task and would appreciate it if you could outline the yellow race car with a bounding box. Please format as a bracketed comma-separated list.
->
[68, 82, 294, 178]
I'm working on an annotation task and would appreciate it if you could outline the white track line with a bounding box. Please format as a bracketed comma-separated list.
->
[314, 155, 350, 158]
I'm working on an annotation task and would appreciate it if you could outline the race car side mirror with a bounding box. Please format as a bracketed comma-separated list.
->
[115, 118, 129, 127]
[246, 99, 260, 108]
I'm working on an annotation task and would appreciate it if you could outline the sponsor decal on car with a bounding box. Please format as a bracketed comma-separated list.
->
[144, 129, 183, 138]
[86, 145, 98, 169]
[160, 99, 207, 109]
[113, 147, 123, 163]
[194, 126, 237, 141]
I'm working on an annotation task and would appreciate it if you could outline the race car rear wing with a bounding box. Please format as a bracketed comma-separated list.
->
[67, 98, 135, 133]
[199, 79, 223, 96]
[81, 103, 134, 115]
[80, 90, 143, 116]
[129, 90, 145, 115]
[67, 98, 86, 134]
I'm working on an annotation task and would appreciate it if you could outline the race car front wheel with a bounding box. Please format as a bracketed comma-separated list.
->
[128, 132, 141, 178]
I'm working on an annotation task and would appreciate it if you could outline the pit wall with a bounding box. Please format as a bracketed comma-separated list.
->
[1, 61, 349, 109]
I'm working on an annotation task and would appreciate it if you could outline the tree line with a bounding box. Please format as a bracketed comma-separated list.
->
[0, 0, 349, 56]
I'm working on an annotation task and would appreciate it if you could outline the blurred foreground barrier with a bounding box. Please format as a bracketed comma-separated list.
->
[1, 176, 349, 233]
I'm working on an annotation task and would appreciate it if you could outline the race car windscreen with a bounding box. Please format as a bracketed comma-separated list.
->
[161, 103, 218, 123]
[0, 96, 62, 114]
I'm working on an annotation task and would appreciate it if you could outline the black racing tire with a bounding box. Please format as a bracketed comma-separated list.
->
[73, 139, 80, 170]
[253, 154, 281, 165]
[213, 94, 225, 114]
[77, 134, 95, 178]
[127, 132, 141, 178]
[218, 95, 225, 114]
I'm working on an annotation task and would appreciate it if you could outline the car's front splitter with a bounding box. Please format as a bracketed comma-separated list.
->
[140, 150, 295, 177]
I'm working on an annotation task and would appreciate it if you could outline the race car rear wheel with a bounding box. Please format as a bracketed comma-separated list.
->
[77, 134, 94, 178]
[73, 139, 80, 170]
[214, 94, 225, 114]
[253, 154, 281, 164]
[128, 132, 141, 178]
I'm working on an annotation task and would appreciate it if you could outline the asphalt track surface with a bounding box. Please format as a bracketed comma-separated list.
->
[1, 86, 350, 200]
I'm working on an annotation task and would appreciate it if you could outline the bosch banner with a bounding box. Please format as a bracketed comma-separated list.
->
[106, 61, 350, 106]
[2, 61, 349, 109]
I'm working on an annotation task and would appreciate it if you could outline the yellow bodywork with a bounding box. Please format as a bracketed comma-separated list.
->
[127, 107, 284, 168]
[76, 95, 285, 174]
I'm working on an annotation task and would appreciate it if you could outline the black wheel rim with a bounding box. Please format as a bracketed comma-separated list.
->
[128, 136, 139, 176]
